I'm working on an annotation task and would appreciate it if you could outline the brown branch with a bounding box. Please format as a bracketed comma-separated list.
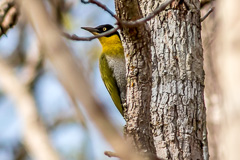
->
[104, 151, 164, 160]
[0, 0, 19, 37]
[0, 57, 60, 160]
[63, 26, 119, 41]
[201, 7, 214, 22]
[63, 0, 173, 41]
[81, 0, 174, 27]
[104, 151, 121, 158]
[118, 0, 174, 27]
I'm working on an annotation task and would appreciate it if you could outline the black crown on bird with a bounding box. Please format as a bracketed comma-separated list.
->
[81, 24, 120, 38]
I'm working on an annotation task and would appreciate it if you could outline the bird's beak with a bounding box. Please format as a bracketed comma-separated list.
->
[81, 27, 99, 35]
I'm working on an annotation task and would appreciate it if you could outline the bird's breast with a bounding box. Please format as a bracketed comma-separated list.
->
[105, 55, 126, 99]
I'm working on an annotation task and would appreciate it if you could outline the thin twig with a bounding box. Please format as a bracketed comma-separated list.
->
[63, 26, 119, 41]
[64, 0, 173, 41]
[201, 7, 214, 22]
[104, 151, 164, 160]
[119, 0, 174, 27]
[104, 151, 121, 158]
[80, 0, 174, 27]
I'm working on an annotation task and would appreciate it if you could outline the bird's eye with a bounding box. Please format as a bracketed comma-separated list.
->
[103, 27, 107, 31]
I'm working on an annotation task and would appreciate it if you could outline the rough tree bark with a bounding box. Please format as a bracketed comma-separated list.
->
[115, 0, 156, 156]
[116, 0, 209, 159]
[148, 1, 209, 159]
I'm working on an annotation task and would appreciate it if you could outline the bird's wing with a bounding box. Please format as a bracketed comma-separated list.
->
[99, 54, 123, 115]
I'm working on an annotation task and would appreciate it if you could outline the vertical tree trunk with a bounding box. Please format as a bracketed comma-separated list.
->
[147, 1, 209, 159]
[115, 0, 156, 156]
[115, 0, 209, 159]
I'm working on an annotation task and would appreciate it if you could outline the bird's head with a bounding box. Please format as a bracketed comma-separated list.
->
[81, 24, 119, 37]
[81, 24, 121, 47]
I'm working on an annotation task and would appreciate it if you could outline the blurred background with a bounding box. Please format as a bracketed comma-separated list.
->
[0, 0, 223, 160]
[0, 0, 125, 159]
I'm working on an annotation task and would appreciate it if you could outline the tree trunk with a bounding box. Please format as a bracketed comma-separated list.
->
[115, 0, 156, 156]
[115, 0, 209, 159]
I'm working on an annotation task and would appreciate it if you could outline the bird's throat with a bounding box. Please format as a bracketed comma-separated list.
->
[99, 35, 124, 57]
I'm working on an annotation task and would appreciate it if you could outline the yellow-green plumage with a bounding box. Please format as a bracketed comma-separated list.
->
[82, 25, 126, 116]
[99, 54, 123, 114]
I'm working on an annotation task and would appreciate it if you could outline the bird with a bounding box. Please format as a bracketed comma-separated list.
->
[82, 24, 126, 116]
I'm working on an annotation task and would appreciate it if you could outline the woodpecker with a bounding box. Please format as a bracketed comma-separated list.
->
[82, 24, 126, 116]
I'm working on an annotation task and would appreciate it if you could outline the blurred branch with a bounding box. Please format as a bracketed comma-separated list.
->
[7, 22, 26, 66]
[14, 143, 28, 160]
[0, 0, 18, 36]
[104, 151, 121, 158]
[217, 0, 240, 158]
[48, 0, 65, 24]
[201, 0, 214, 8]
[48, 0, 74, 25]
[68, 93, 87, 128]
[48, 0, 87, 129]
[20, 41, 44, 89]
[48, 115, 76, 130]
[16, 0, 144, 159]
[201, 7, 214, 22]
[0, 58, 60, 160]
[59, 77, 87, 129]
[81, 0, 118, 20]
